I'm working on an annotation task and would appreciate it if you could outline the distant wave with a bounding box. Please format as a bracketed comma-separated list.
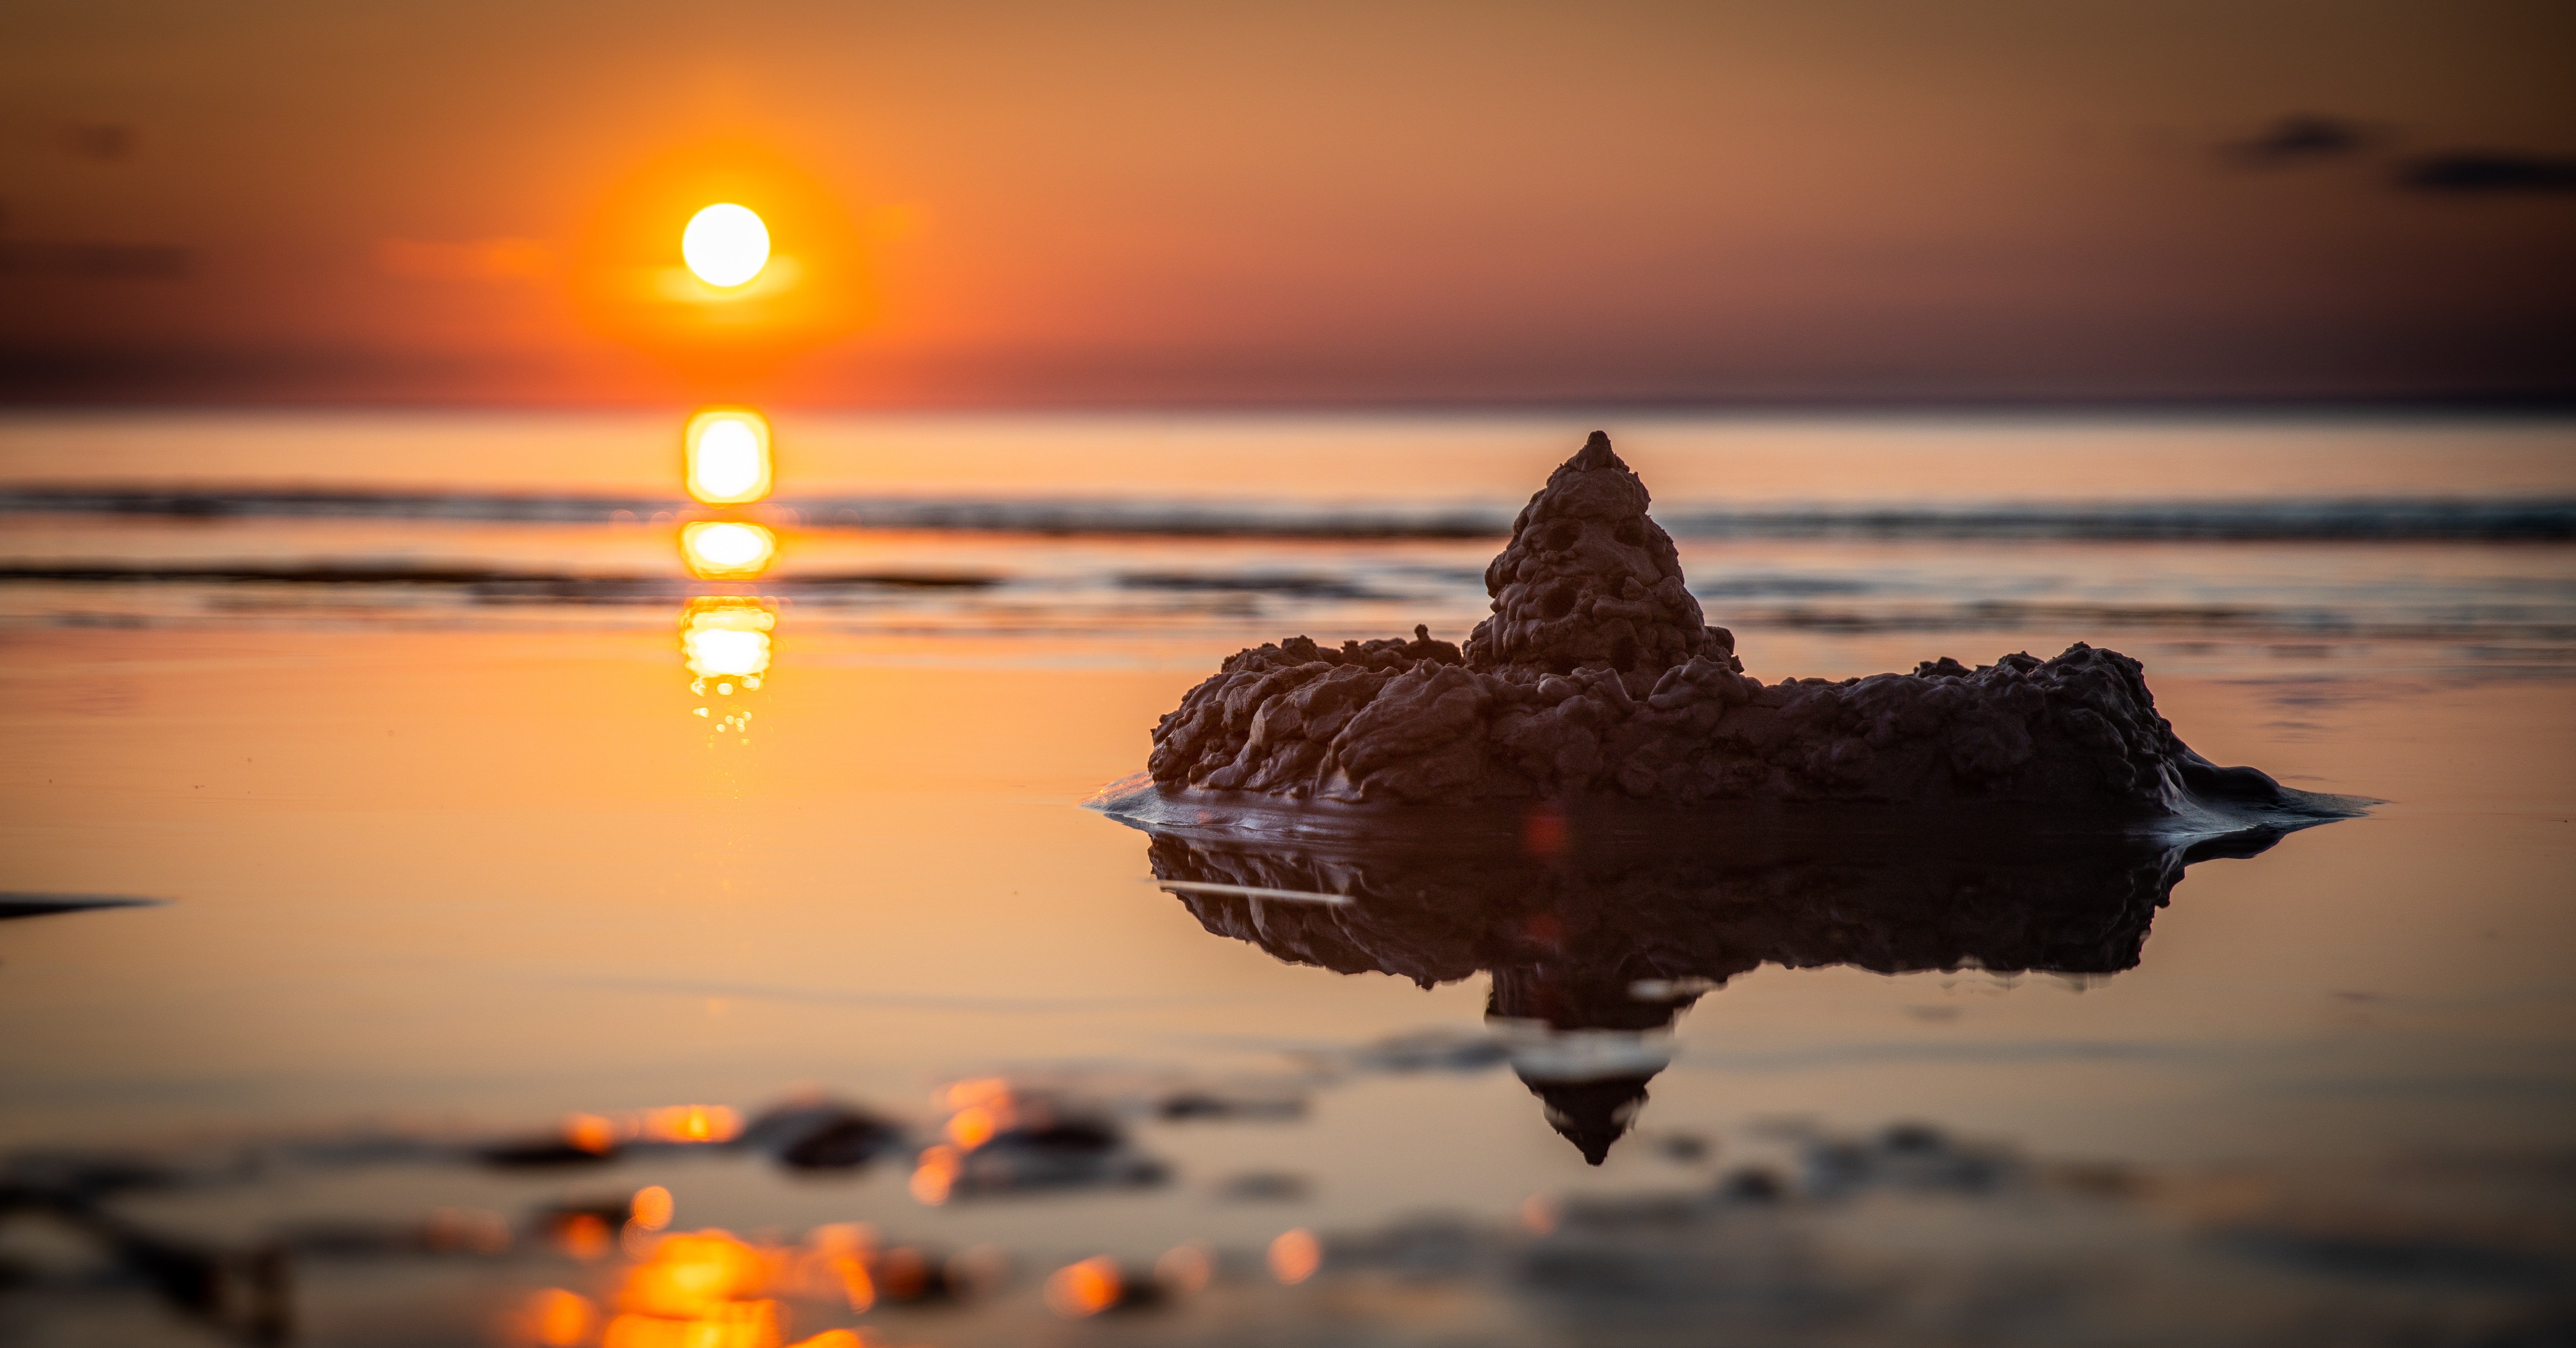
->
[0, 487, 674, 523]
[0, 563, 998, 594]
[4, 487, 2573, 541]
[1660, 501, 2576, 542]
[1720, 602, 2576, 644]
[8, 563, 2572, 655]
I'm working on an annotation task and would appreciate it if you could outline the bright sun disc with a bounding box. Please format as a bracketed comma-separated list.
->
[681, 204, 770, 287]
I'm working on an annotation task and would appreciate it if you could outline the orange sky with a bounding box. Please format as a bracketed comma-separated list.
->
[2, 0, 2571, 406]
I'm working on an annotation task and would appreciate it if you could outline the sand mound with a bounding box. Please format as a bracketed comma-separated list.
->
[1144, 432, 2337, 815]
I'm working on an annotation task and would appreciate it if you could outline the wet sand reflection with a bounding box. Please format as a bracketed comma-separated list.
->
[1123, 801, 2321, 1163]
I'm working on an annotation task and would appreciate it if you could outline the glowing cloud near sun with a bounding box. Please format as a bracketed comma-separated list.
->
[681, 203, 771, 287]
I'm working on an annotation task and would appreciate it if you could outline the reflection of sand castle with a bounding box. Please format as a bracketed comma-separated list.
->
[1133, 817, 2295, 1163]
[1144, 432, 2345, 817]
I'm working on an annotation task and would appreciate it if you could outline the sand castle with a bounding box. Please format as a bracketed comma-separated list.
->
[1104, 437, 2367, 1163]
[1137, 432, 2338, 819]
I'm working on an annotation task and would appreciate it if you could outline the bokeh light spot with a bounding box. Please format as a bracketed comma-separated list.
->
[529, 1289, 596, 1348]
[630, 1185, 675, 1231]
[564, 1112, 620, 1155]
[642, 1105, 742, 1144]
[1269, 1228, 1321, 1284]
[1044, 1256, 1122, 1317]
[909, 1145, 961, 1205]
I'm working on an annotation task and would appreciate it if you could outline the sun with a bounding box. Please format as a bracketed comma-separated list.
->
[680, 203, 770, 287]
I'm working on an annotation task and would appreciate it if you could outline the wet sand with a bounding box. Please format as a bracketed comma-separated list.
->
[5, 621, 2571, 1163]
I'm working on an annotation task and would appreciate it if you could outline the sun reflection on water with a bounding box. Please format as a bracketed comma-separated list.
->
[682, 598, 775, 740]
[676, 398, 783, 744]
[683, 407, 774, 506]
[680, 521, 779, 580]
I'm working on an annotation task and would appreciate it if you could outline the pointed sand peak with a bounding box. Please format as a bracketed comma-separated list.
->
[1563, 428, 1622, 474]
[1464, 431, 1712, 676]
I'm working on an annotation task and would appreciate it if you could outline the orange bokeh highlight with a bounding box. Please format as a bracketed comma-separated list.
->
[908, 1145, 961, 1206]
[630, 1185, 675, 1232]
[1043, 1256, 1122, 1318]
[528, 1289, 597, 1348]
[934, 1078, 1016, 1154]
[1268, 1228, 1322, 1285]
[510, 1227, 902, 1348]
[643, 1105, 740, 1143]
[944, 1103, 1004, 1150]
[560, 1213, 614, 1261]
[608, 1229, 775, 1347]
[602, 1300, 775, 1348]
[940, 1078, 1011, 1112]
[803, 1223, 877, 1312]
[565, 1113, 621, 1155]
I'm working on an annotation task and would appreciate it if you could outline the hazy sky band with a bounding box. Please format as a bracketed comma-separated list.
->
[2, 0, 2571, 406]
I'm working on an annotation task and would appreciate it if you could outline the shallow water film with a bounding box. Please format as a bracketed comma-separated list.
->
[5, 411, 2575, 1346]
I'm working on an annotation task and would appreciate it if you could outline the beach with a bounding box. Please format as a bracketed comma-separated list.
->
[5, 410, 2574, 1344]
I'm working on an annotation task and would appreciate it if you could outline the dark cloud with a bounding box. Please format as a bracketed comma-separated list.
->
[0, 242, 193, 280]
[2220, 114, 2381, 167]
[2397, 152, 2576, 194]
[58, 122, 138, 162]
